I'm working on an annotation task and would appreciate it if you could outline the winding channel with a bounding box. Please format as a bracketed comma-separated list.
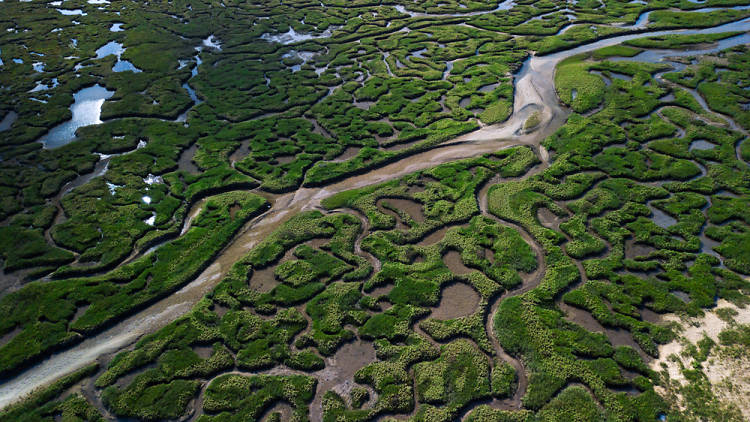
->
[1, 15, 749, 413]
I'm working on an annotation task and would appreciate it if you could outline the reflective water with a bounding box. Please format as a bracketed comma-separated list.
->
[38, 84, 115, 149]
[0, 111, 17, 131]
[106, 182, 119, 195]
[112, 59, 141, 72]
[29, 78, 59, 92]
[202, 34, 221, 50]
[689, 139, 715, 151]
[56, 8, 86, 16]
[261, 26, 339, 44]
[409, 48, 427, 59]
[609, 71, 632, 81]
[57, 141, 147, 201]
[443, 60, 453, 80]
[633, 10, 651, 28]
[144, 174, 163, 185]
[282, 50, 317, 72]
[479, 82, 499, 93]
[590, 70, 611, 86]
[177, 54, 203, 123]
[95, 40, 124, 59]
[95, 40, 142, 72]
[650, 206, 677, 229]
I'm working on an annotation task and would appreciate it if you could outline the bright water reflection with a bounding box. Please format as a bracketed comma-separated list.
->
[38, 84, 115, 149]
[95, 40, 142, 72]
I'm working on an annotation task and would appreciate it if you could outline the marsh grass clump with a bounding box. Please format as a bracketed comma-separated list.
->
[522, 110, 542, 131]
[201, 374, 317, 421]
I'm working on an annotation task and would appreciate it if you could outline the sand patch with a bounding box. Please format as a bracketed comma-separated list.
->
[650, 298, 750, 418]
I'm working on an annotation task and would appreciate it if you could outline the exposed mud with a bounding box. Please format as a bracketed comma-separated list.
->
[376, 198, 425, 225]
[229, 203, 241, 220]
[342, 208, 381, 274]
[416, 225, 453, 246]
[368, 283, 393, 299]
[640, 307, 662, 324]
[192, 345, 214, 359]
[625, 238, 657, 260]
[537, 206, 562, 230]
[0, 327, 21, 349]
[431, 282, 480, 320]
[229, 139, 250, 167]
[181, 199, 206, 236]
[0, 268, 31, 298]
[443, 250, 473, 275]
[69, 304, 91, 328]
[178, 143, 200, 174]
[332, 146, 360, 162]
[275, 154, 296, 165]
[309, 340, 377, 421]
[249, 265, 279, 293]
[559, 301, 650, 360]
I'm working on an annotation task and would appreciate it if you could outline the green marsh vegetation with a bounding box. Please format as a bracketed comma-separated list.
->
[491, 38, 750, 421]
[2, 0, 750, 421]
[0, 191, 268, 376]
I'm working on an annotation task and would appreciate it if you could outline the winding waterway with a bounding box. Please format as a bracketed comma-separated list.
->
[1, 13, 749, 413]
